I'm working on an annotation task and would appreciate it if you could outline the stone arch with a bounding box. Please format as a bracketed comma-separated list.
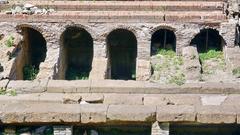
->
[190, 28, 226, 53]
[58, 26, 93, 80]
[15, 25, 47, 80]
[106, 28, 137, 80]
[150, 25, 176, 36]
[151, 26, 176, 55]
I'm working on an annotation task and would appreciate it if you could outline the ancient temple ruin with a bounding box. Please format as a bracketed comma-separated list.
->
[0, 0, 240, 134]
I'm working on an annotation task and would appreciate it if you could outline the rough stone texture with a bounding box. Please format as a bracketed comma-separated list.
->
[89, 58, 108, 80]
[197, 105, 236, 124]
[0, 79, 9, 89]
[81, 93, 104, 103]
[224, 46, 240, 71]
[47, 80, 90, 93]
[182, 46, 201, 82]
[220, 22, 237, 48]
[7, 79, 48, 93]
[136, 59, 151, 81]
[0, 103, 81, 123]
[151, 122, 169, 135]
[144, 94, 201, 106]
[80, 104, 108, 123]
[104, 94, 143, 105]
[107, 105, 156, 122]
[157, 105, 196, 122]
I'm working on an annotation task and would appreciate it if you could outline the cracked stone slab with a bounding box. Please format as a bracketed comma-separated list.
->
[200, 95, 227, 105]
[157, 105, 196, 122]
[107, 105, 156, 122]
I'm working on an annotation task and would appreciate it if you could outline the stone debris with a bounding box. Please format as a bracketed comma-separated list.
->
[5, 3, 55, 15]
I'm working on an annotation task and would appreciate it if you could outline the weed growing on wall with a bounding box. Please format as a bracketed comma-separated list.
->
[151, 49, 185, 85]
[232, 67, 240, 78]
[23, 65, 39, 80]
[5, 35, 14, 47]
[0, 88, 17, 96]
[199, 50, 225, 75]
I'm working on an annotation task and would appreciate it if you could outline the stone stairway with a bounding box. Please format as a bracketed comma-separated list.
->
[0, 0, 227, 23]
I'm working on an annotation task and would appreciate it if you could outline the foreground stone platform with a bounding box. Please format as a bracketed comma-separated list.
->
[0, 98, 240, 124]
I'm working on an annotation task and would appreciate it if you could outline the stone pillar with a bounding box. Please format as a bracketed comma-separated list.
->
[53, 126, 73, 135]
[220, 22, 237, 48]
[136, 40, 151, 81]
[151, 122, 169, 135]
[89, 38, 108, 80]
[4, 126, 16, 135]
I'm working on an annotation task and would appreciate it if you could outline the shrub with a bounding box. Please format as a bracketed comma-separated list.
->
[66, 67, 89, 80]
[5, 35, 14, 47]
[23, 65, 39, 80]
[199, 50, 224, 62]
[168, 73, 186, 86]
[232, 67, 240, 78]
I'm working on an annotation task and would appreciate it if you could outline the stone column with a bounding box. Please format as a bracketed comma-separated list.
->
[151, 122, 169, 135]
[53, 126, 73, 135]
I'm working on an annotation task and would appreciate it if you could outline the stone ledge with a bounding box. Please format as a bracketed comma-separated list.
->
[0, 103, 240, 124]
[4, 80, 240, 94]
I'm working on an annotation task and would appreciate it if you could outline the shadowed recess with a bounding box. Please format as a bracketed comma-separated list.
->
[107, 29, 137, 80]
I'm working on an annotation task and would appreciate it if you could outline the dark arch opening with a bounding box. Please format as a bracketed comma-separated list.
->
[151, 29, 176, 56]
[22, 27, 47, 80]
[61, 27, 93, 80]
[107, 29, 137, 80]
[190, 29, 224, 53]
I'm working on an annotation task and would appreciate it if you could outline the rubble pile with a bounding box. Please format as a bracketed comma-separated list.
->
[5, 3, 55, 15]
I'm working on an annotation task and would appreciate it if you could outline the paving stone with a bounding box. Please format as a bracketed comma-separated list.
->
[80, 104, 108, 123]
[197, 105, 236, 124]
[104, 94, 143, 105]
[157, 105, 196, 122]
[107, 105, 156, 122]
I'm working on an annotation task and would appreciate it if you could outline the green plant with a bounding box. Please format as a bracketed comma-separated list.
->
[23, 65, 39, 80]
[199, 50, 224, 62]
[66, 67, 89, 80]
[8, 89, 17, 96]
[0, 88, 6, 95]
[5, 35, 14, 47]
[157, 49, 176, 58]
[168, 73, 186, 86]
[232, 67, 240, 78]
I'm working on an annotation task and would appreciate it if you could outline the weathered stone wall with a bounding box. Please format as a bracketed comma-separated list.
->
[0, 21, 237, 81]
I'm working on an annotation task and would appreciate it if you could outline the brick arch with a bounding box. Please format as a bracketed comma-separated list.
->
[16, 24, 47, 41]
[105, 25, 138, 40]
[188, 27, 226, 47]
[150, 25, 176, 35]
[59, 24, 96, 40]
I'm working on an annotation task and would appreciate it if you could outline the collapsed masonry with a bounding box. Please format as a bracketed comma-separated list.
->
[0, 0, 240, 135]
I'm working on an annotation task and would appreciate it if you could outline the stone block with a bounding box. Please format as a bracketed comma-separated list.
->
[104, 94, 143, 105]
[80, 104, 108, 123]
[157, 105, 196, 122]
[89, 58, 107, 80]
[144, 94, 201, 106]
[107, 105, 156, 122]
[0, 103, 81, 123]
[197, 105, 236, 124]
[47, 80, 90, 93]
[7, 79, 48, 94]
[81, 93, 104, 103]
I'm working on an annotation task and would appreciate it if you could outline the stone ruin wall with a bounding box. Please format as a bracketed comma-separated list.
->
[0, 21, 237, 82]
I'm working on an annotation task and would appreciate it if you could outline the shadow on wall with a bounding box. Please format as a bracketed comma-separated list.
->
[58, 26, 93, 80]
[106, 29, 137, 80]
[10, 27, 47, 80]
